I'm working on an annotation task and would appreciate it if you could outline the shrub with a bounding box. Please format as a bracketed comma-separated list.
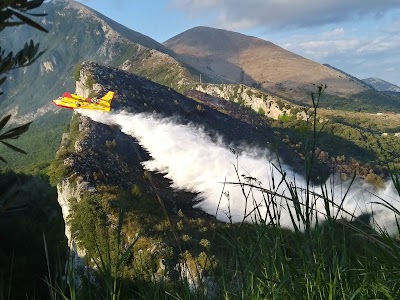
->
[278, 113, 295, 122]
[85, 72, 96, 88]
[195, 104, 205, 112]
[73, 63, 82, 81]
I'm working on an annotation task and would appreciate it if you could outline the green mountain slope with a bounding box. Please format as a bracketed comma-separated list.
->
[0, 0, 202, 171]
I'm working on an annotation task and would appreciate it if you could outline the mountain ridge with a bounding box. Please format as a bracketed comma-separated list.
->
[163, 26, 369, 102]
[0, 0, 202, 169]
[70, 0, 173, 55]
[363, 77, 400, 92]
[2, 0, 400, 172]
[3, 4, 400, 295]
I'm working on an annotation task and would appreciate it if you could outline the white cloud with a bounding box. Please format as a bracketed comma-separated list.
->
[283, 25, 400, 59]
[279, 29, 362, 59]
[169, 0, 218, 18]
[276, 25, 400, 85]
[322, 28, 346, 38]
[170, 0, 400, 30]
[168, 0, 400, 84]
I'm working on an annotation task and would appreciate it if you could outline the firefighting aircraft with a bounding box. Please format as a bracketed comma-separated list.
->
[53, 91, 114, 112]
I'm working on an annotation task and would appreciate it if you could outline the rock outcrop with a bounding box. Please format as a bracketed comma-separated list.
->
[195, 83, 306, 120]
[51, 61, 327, 295]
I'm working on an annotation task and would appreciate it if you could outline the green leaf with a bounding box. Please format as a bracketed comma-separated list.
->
[23, 0, 46, 10]
[116, 235, 139, 269]
[0, 115, 11, 130]
[0, 53, 14, 72]
[0, 10, 12, 23]
[25, 12, 47, 17]
[13, 40, 45, 68]
[0, 21, 25, 29]
[1, 140, 28, 154]
[0, 76, 6, 86]
[8, 8, 48, 33]
[0, 121, 32, 139]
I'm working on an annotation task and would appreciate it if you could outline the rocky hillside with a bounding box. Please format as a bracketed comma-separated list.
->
[363, 77, 400, 92]
[0, 0, 201, 170]
[47, 60, 399, 295]
[51, 60, 396, 224]
[191, 83, 304, 120]
[119, 48, 202, 93]
[164, 27, 400, 112]
[164, 27, 367, 100]
[49, 61, 299, 290]
[3, 1, 399, 171]
[52, 62, 300, 165]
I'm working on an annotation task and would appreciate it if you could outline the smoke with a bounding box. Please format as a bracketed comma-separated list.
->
[80, 110, 400, 231]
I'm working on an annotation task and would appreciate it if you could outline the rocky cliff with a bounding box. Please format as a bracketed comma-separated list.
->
[194, 83, 306, 120]
[49, 60, 309, 289]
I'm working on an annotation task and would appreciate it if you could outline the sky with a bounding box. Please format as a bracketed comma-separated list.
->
[78, 0, 400, 86]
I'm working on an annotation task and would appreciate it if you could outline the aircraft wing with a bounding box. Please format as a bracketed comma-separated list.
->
[63, 92, 86, 101]
[53, 91, 115, 112]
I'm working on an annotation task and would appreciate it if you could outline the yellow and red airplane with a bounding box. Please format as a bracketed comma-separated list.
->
[53, 91, 114, 112]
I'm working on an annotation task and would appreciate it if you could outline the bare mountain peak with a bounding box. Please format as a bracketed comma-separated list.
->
[164, 26, 273, 55]
[163, 26, 369, 102]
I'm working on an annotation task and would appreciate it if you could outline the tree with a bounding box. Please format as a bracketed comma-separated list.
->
[0, 0, 48, 162]
[0, 5, 59, 299]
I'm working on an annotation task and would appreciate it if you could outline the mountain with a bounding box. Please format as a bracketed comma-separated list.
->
[43, 61, 398, 297]
[48, 61, 306, 291]
[0, 0, 186, 116]
[1, 0, 309, 170]
[164, 27, 400, 111]
[323, 64, 375, 90]
[3, 1, 400, 171]
[163, 27, 368, 101]
[0, 1, 400, 299]
[0, 0, 202, 170]
[363, 77, 400, 92]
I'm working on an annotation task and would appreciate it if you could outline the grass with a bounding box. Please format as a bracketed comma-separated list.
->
[318, 108, 400, 133]
[39, 85, 400, 299]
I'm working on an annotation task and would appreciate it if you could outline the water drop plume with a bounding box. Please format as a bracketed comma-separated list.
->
[80, 110, 400, 231]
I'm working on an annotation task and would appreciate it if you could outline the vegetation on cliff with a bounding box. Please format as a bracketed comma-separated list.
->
[45, 82, 400, 299]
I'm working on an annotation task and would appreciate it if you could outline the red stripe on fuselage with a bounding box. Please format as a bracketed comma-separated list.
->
[63, 92, 73, 98]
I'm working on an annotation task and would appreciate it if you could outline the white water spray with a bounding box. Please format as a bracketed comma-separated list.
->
[80, 110, 400, 231]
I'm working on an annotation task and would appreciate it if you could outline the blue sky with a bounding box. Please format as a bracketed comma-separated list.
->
[78, 0, 400, 86]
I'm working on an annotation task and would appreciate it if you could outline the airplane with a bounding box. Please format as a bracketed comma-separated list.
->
[53, 91, 114, 112]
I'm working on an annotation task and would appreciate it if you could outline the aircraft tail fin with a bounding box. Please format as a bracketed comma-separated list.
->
[99, 91, 114, 107]
[101, 91, 114, 102]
